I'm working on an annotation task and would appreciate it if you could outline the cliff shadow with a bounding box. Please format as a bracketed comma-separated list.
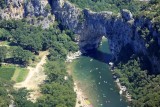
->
[117, 43, 134, 63]
[83, 49, 112, 64]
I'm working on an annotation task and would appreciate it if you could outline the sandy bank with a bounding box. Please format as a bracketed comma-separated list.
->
[66, 51, 93, 107]
[74, 82, 92, 107]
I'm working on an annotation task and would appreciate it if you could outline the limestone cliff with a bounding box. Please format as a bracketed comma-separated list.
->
[0, 0, 24, 19]
[0, 0, 55, 29]
[51, 0, 160, 72]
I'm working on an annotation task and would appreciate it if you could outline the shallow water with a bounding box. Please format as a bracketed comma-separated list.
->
[71, 38, 127, 107]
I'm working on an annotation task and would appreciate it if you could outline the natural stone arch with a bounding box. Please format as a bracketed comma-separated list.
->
[52, 0, 134, 60]
[52, 0, 160, 72]
[79, 9, 134, 55]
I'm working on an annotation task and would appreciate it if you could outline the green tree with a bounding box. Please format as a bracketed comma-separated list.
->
[12, 88, 37, 107]
[0, 46, 7, 65]
[0, 28, 10, 40]
[0, 0, 6, 9]
[10, 46, 33, 66]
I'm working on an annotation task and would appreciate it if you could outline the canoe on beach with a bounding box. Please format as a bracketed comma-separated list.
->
[84, 99, 93, 107]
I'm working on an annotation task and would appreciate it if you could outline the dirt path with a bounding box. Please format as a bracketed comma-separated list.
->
[14, 51, 48, 102]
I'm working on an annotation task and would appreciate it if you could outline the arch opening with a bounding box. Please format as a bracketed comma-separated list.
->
[82, 36, 112, 64]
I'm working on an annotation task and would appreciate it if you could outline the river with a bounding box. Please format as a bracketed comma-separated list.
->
[70, 38, 128, 107]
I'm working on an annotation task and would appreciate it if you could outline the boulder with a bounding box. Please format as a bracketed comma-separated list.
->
[121, 9, 133, 21]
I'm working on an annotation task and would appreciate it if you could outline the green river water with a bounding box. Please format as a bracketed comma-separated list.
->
[71, 38, 128, 107]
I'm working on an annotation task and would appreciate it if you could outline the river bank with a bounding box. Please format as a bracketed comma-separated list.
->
[115, 78, 132, 102]
[66, 51, 92, 107]
[74, 81, 93, 107]
[66, 51, 81, 63]
[109, 62, 132, 102]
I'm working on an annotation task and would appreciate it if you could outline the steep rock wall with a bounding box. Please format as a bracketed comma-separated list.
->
[0, 0, 55, 29]
[51, 0, 160, 72]
[0, 0, 24, 19]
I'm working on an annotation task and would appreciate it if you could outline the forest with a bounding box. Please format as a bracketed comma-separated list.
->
[0, 19, 78, 106]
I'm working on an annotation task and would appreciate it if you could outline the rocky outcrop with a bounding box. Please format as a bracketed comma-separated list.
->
[52, 0, 81, 32]
[0, 0, 55, 29]
[51, 0, 160, 72]
[121, 9, 133, 21]
[0, 0, 24, 19]
[24, 0, 48, 17]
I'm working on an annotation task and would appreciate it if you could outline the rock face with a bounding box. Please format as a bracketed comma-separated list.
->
[24, 0, 48, 17]
[0, 0, 160, 72]
[24, 0, 55, 29]
[121, 9, 133, 21]
[0, 0, 55, 29]
[0, 0, 24, 19]
[51, 0, 160, 72]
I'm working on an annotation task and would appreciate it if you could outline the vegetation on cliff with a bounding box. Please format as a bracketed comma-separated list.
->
[135, 0, 160, 61]
[68, 0, 146, 13]
[140, 0, 160, 33]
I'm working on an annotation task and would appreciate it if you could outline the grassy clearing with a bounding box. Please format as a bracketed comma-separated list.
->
[0, 51, 48, 82]
[0, 41, 10, 45]
[0, 65, 28, 82]
[12, 68, 28, 82]
[0, 66, 15, 80]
